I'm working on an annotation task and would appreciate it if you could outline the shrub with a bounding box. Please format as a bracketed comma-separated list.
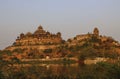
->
[43, 49, 52, 53]
[78, 47, 97, 60]
[12, 48, 23, 53]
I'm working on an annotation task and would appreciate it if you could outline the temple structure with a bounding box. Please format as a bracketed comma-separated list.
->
[93, 27, 99, 36]
[74, 27, 99, 42]
[14, 25, 62, 46]
[4, 26, 120, 60]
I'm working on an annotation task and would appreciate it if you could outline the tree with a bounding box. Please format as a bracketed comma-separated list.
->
[2, 50, 12, 56]
[78, 47, 98, 60]
[12, 48, 23, 53]
[43, 49, 52, 53]
[89, 35, 101, 43]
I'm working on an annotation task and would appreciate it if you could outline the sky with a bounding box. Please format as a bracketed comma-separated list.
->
[0, 0, 120, 50]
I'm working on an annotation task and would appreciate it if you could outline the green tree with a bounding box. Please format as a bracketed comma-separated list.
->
[78, 47, 98, 60]
[43, 49, 52, 53]
[12, 48, 23, 53]
[1, 50, 12, 56]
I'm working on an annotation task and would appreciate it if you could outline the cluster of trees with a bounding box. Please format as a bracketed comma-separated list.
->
[0, 61, 120, 79]
[65, 35, 120, 60]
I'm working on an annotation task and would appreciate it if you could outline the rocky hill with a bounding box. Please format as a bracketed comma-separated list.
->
[0, 25, 120, 61]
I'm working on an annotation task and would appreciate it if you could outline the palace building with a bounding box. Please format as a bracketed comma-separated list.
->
[14, 25, 62, 46]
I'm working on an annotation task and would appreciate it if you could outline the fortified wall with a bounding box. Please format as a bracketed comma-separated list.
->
[6, 25, 63, 51]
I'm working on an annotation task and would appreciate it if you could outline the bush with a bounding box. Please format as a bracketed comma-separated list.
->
[67, 54, 73, 58]
[43, 49, 52, 53]
[0, 71, 4, 79]
[12, 48, 23, 53]
[1, 50, 12, 56]
[78, 47, 97, 60]
[89, 35, 101, 43]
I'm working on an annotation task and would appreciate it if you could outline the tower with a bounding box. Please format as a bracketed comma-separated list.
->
[93, 27, 99, 36]
[34, 25, 46, 36]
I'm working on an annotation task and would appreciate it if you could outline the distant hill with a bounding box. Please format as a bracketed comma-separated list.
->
[0, 25, 120, 61]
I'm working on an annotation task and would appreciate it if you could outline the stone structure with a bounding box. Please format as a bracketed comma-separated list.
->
[67, 27, 100, 46]
[93, 27, 99, 36]
[4, 26, 120, 60]
[76, 34, 89, 41]
[14, 25, 62, 46]
[75, 27, 100, 41]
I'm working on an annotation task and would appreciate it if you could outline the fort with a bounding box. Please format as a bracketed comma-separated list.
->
[67, 27, 119, 47]
[3, 25, 120, 60]
[6, 26, 119, 51]
[75, 27, 100, 41]
[14, 25, 62, 46]
[6, 25, 63, 51]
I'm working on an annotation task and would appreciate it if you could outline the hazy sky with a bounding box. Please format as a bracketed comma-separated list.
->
[0, 0, 120, 50]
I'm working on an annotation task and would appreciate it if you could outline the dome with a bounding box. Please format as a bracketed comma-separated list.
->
[38, 25, 43, 30]
[20, 33, 25, 39]
[34, 25, 46, 35]
[26, 32, 32, 37]
[57, 32, 61, 36]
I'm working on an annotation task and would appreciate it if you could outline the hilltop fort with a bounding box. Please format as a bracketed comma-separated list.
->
[6, 25, 63, 51]
[1, 25, 120, 60]
[15, 25, 62, 46]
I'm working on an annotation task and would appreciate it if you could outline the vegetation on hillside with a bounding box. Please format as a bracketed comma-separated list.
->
[0, 60, 120, 79]
[0, 27, 120, 79]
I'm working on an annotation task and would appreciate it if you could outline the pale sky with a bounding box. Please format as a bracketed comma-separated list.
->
[0, 0, 120, 50]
